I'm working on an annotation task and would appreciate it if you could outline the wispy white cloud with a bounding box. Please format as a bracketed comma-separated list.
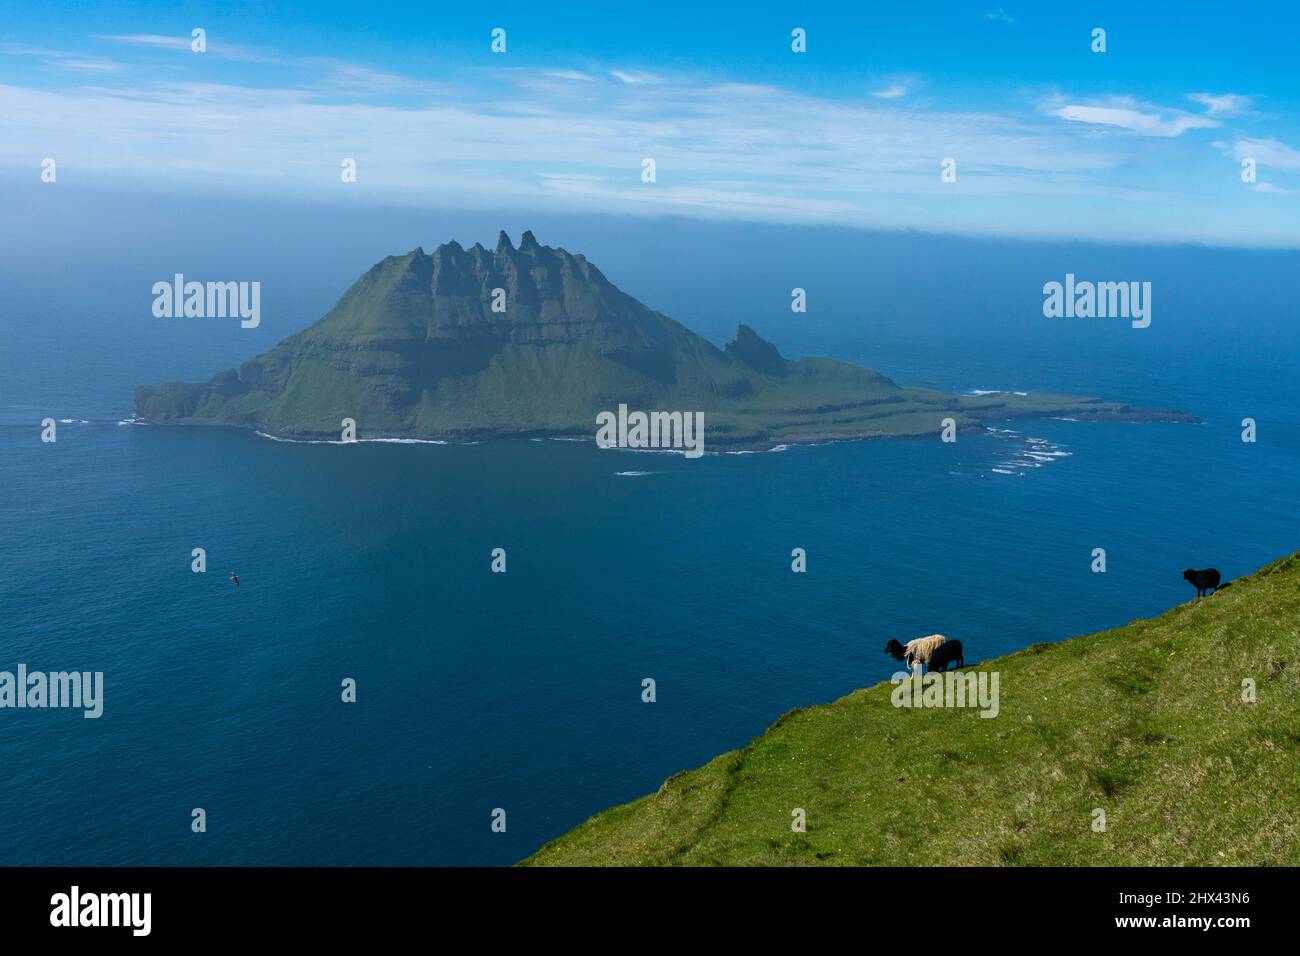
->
[0, 71, 1136, 219]
[54, 58, 124, 73]
[984, 8, 1015, 24]
[545, 70, 595, 82]
[1, 47, 1294, 243]
[1189, 92, 1252, 116]
[1252, 182, 1297, 195]
[609, 69, 658, 85]
[97, 33, 276, 63]
[1224, 137, 1300, 171]
[97, 34, 191, 51]
[871, 75, 922, 100]
[1045, 96, 1219, 137]
[321, 63, 450, 97]
[0, 41, 121, 73]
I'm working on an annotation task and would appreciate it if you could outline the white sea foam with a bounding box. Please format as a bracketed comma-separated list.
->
[985, 427, 1073, 479]
[614, 470, 652, 477]
[625, 445, 695, 456]
[254, 431, 449, 445]
[369, 437, 452, 445]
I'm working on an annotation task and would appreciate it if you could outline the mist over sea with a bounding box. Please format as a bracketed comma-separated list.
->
[2, 196, 1298, 864]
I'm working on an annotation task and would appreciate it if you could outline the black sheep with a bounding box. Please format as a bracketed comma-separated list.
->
[1183, 567, 1228, 598]
[928, 640, 965, 672]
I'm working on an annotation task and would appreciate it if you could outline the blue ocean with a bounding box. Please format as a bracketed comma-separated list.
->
[2, 200, 1297, 865]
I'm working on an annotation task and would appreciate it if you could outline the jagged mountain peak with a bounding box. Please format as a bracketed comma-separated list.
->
[725, 323, 788, 375]
[419, 232, 591, 269]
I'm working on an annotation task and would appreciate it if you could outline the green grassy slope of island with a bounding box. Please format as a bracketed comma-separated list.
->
[523, 553, 1300, 866]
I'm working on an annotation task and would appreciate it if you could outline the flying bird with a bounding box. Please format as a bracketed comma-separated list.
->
[229, 571, 240, 588]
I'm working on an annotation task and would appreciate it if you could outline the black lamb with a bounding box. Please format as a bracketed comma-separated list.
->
[928, 640, 965, 672]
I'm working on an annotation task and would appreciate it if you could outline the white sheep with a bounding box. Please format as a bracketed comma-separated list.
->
[883, 634, 948, 673]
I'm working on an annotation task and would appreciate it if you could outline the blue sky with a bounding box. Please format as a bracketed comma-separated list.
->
[3, 0, 1299, 245]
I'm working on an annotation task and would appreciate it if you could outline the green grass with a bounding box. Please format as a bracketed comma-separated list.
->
[523, 553, 1300, 866]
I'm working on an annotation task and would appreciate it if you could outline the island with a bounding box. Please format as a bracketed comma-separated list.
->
[134, 231, 1198, 448]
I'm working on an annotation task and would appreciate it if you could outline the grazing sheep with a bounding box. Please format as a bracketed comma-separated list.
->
[928, 640, 965, 672]
[1183, 567, 1229, 598]
[883, 634, 948, 672]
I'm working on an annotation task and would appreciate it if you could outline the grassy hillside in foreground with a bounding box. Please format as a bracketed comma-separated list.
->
[524, 554, 1300, 866]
